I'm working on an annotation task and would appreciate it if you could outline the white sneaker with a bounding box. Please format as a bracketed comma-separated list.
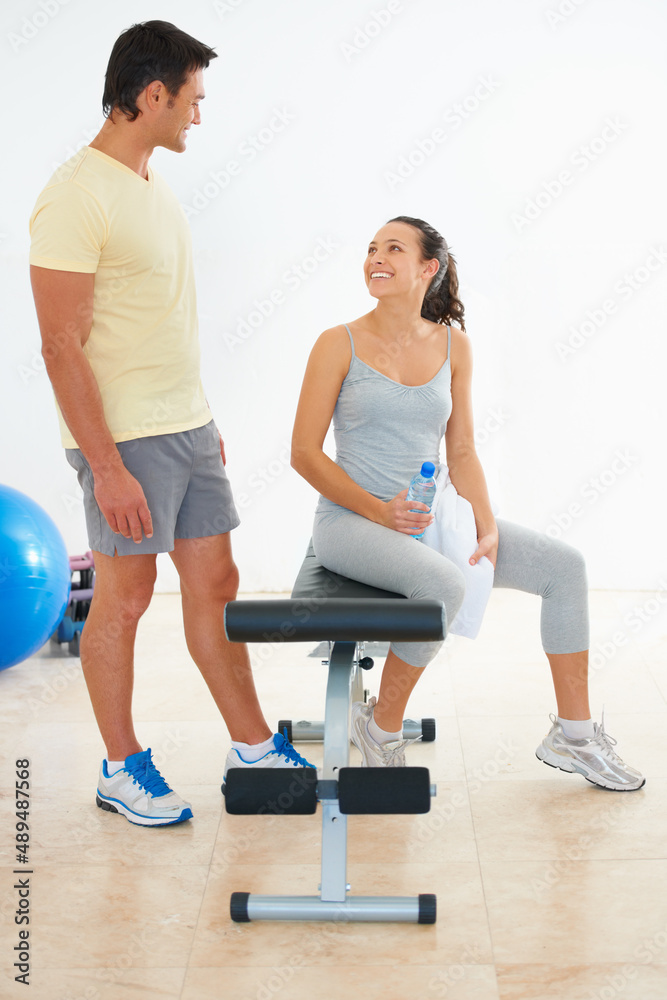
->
[536, 713, 645, 791]
[222, 731, 316, 783]
[96, 749, 193, 826]
[350, 697, 420, 767]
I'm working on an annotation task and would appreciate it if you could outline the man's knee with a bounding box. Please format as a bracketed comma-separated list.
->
[124, 578, 157, 620]
[182, 553, 239, 603]
[216, 558, 240, 601]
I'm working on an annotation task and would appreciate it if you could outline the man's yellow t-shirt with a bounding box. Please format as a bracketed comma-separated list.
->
[29, 146, 211, 448]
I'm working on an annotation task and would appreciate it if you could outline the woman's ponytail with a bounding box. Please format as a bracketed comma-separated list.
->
[387, 215, 466, 332]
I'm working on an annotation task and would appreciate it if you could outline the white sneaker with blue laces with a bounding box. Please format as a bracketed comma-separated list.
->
[96, 748, 193, 826]
[222, 730, 316, 784]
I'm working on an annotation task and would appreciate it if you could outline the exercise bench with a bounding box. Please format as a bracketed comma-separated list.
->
[223, 541, 446, 924]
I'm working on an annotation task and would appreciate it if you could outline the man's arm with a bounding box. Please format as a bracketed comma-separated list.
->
[30, 265, 153, 543]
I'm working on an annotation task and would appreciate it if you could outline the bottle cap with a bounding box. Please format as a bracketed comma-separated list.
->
[420, 462, 436, 477]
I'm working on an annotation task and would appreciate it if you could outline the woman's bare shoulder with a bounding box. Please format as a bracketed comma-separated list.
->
[448, 323, 469, 347]
[307, 324, 353, 374]
[316, 322, 351, 344]
[445, 324, 472, 374]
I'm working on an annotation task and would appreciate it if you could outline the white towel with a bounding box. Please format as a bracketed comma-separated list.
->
[421, 468, 495, 639]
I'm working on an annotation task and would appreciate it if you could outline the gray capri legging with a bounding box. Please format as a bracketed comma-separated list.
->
[312, 511, 589, 668]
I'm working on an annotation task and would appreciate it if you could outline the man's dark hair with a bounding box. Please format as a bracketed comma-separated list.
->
[102, 20, 217, 122]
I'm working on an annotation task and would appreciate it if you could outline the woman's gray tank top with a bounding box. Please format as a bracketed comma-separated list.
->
[315, 323, 453, 514]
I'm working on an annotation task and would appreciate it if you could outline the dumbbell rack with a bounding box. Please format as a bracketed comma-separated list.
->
[52, 551, 95, 656]
[223, 598, 444, 924]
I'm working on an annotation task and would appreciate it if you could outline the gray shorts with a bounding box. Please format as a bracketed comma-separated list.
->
[66, 420, 240, 557]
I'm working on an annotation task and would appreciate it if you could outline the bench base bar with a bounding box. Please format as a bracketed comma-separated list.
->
[280, 719, 433, 742]
[233, 893, 436, 923]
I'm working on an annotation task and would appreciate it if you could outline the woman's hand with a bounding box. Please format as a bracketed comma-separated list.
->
[470, 528, 498, 569]
[381, 489, 435, 535]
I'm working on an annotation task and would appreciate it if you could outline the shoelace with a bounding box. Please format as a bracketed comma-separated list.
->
[274, 730, 315, 768]
[591, 709, 626, 763]
[363, 697, 422, 765]
[126, 750, 172, 796]
[378, 735, 422, 767]
[552, 710, 627, 765]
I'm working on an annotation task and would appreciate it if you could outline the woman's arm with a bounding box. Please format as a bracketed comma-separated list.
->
[444, 328, 498, 566]
[291, 327, 433, 535]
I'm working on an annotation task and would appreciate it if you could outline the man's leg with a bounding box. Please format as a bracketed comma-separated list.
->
[169, 532, 272, 745]
[80, 550, 157, 760]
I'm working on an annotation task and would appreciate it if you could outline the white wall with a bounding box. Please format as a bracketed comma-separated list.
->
[2, 0, 665, 591]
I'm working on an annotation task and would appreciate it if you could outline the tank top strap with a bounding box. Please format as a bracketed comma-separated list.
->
[343, 323, 356, 357]
[447, 324, 451, 362]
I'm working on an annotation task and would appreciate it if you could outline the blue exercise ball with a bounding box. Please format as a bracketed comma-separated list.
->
[0, 485, 71, 670]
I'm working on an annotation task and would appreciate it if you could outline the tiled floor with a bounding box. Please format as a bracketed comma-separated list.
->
[1, 588, 666, 1000]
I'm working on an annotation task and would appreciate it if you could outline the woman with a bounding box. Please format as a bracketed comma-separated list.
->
[291, 216, 643, 790]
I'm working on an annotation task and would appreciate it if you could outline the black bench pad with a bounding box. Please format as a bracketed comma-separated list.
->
[224, 598, 445, 643]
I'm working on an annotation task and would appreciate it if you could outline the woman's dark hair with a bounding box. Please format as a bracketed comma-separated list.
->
[102, 20, 218, 122]
[387, 216, 466, 332]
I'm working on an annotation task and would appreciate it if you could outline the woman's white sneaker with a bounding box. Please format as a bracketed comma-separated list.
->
[350, 697, 420, 767]
[535, 713, 645, 791]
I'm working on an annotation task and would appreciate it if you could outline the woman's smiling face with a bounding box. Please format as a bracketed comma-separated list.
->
[364, 221, 439, 302]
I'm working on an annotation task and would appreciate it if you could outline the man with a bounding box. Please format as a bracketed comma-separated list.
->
[29, 20, 313, 828]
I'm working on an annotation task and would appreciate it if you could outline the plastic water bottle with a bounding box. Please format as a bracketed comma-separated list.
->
[406, 461, 437, 539]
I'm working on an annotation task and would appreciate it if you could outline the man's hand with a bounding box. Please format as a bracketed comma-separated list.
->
[93, 464, 153, 543]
